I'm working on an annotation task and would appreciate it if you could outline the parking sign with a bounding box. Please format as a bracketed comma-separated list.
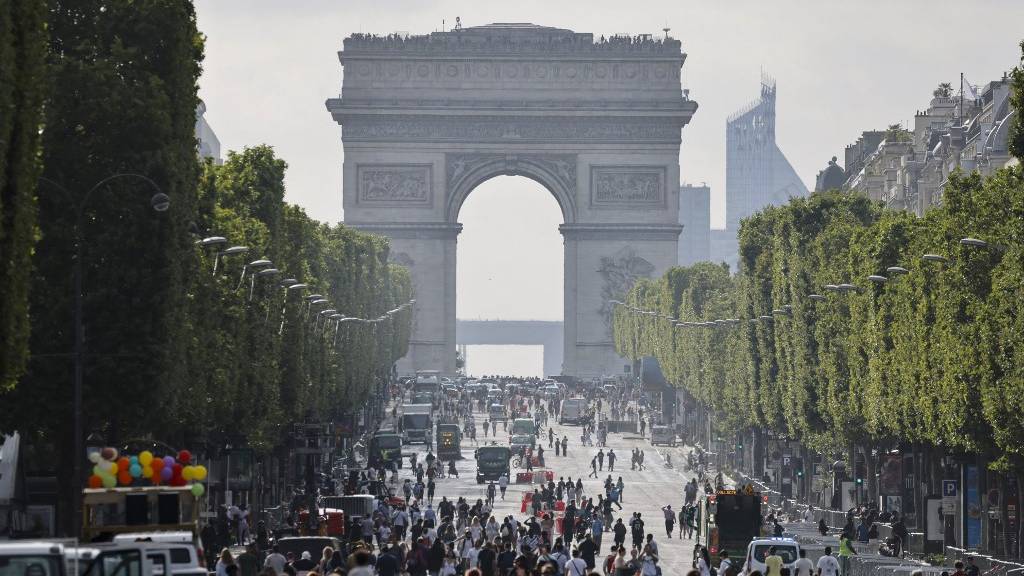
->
[942, 480, 958, 513]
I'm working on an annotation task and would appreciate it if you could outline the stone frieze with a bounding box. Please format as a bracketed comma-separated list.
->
[357, 164, 432, 205]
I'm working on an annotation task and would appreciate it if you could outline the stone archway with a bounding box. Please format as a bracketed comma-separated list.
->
[327, 23, 697, 378]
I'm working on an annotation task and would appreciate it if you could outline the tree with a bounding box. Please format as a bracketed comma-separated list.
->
[0, 0, 46, 391]
[1009, 40, 1024, 160]
[933, 82, 953, 98]
[0, 0, 205, 534]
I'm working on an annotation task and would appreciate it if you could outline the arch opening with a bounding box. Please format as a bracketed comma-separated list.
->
[456, 175, 564, 377]
[446, 156, 577, 224]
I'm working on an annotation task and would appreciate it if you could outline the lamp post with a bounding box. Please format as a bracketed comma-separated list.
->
[40, 173, 168, 538]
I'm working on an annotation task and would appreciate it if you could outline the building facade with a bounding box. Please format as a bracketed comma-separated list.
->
[711, 78, 808, 272]
[844, 76, 1017, 216]
[678, 183, 710, 266]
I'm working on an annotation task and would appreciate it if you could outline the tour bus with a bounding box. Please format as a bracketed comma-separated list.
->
[475, 444, 511, 483]
[559, 397, 587, 425]
[696, 489, 767, 565]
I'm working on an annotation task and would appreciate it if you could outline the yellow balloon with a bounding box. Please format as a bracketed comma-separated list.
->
[139, 451, 154, 466]
[194, 465, 207, 481]
[107, 462, 118, 475]
[142, 466, 153, 478]
[182, 466, 194, 481]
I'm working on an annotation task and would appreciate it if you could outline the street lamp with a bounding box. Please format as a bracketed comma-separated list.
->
[886, 266, 909, 275]
[237, 259, 273, 291]
[39, 172, 168, 538]
[198, 236, 227, 248]
[808, 294, 826, 302]
[212, 245, 248, 276]
[279, 283, 308, 334]
[960, 237, 988, 248]
[867, 275, 888, 284]
[252, 267, 279, 301]
[921, 254, 949, 264]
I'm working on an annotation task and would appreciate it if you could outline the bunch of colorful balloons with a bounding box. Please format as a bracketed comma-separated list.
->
[87, 447, 208, 497]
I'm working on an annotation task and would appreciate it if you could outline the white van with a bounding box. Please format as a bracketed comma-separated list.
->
[0, 542, 67, 576]
[111, 532, 205, 576]
[740, 538, 801, 576]
[560, 397, 587, 425]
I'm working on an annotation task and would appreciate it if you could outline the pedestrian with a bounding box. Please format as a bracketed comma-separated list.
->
[613, 518, 627, 549]
[486, 481, 496, 507]
[794, 549, 814, 576]
[838, 533, 857, 576]
[816, 546, 840, 576]
[597, 449, 605, 471]
[589, 457, 599, 478]
[719, 550, 734, 576]
[427, 477, 436, 503]
[607, 449, 616, 471]
[561, 436, 568, 457]
[498, 473, 509, 500]
[640, 418, 646, 437]
[696, 545, 712, 576]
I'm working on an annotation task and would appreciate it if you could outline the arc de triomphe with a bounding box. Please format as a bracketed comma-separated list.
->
[326, 23, 697, 378]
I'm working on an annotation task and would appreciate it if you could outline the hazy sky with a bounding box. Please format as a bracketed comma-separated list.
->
[193, 0, 1023, 375]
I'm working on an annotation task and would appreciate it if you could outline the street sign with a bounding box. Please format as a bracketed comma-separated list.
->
[942, 479, 958, 514]
[943, 480, 958, 497]
[782, 455, 792, 466]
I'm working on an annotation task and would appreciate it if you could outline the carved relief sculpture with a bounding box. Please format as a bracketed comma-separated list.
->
[357, 164, 432, 205]
[597, 247, 655, 333]
[590, 166, 665, 207]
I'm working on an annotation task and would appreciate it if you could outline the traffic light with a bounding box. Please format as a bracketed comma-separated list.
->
[856, 477, 863, 485]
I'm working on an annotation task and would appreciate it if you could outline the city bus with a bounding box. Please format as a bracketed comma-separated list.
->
[696, 489, 766, 565]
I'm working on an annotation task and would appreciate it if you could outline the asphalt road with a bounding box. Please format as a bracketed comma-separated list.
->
[396, 404, 700, 573]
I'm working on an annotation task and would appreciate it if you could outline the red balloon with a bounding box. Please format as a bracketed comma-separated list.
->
[151, 458, 164, 472]
[117, 457, 130, 471]
[117, 470, 132, 485]
[171, 476, 187, 487]
[172, 463, 183, 475]
[177, 450, 192, 464]
[88, 475, 103, 489]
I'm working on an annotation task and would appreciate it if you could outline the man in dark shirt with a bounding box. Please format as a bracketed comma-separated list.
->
[577, 534, 598, 569]
[291, 551, 316, 572]
[477, 541, 498, 576]
[497, 541, 516, 575]
[375, 544, 401, 576]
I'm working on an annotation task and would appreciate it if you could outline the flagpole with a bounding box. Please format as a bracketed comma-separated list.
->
[960, 72, 964, 125]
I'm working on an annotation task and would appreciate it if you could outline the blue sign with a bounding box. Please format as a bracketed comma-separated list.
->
[943, 480, 959, 497]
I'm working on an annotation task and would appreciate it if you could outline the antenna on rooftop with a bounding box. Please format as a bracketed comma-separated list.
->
[455, 16, 462, 30]
[662, 23, 671, 40]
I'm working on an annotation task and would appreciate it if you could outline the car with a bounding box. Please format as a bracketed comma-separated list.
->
[509, 434, 536, 456]
[740, 538, 801, 576]
[650, 425, 676, 446]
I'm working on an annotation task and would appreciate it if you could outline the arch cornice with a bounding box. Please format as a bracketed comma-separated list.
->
[445, 153, 578, 223]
